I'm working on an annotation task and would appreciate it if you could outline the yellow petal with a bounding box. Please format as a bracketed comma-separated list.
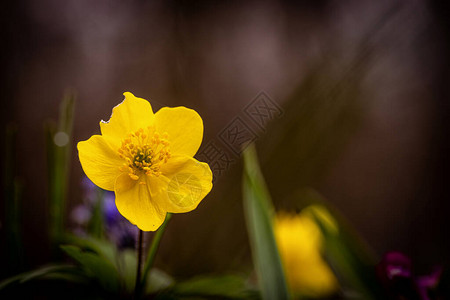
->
[100, 92, 154, 146]
[289, 259, 338, 296]
[154, 107, 203, 157]
[115, 173, 166, 231]
[148, 156, 212, 213]
[274, 213, 338, 297]
[77, 135, 124, 191]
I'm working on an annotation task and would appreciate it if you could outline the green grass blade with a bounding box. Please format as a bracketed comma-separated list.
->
[242, 145, 290, 300]
[4, 125, 24, 276]
[46, 92, 75, 246]
[303, 204, 381, 299]
[87, 188, 105, 238]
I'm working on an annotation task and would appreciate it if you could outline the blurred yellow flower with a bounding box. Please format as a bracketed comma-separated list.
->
[78, 92, 213, 231]
[274, 208, 338, 298]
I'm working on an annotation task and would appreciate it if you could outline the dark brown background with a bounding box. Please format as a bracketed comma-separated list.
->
[1, 0, 449, 279]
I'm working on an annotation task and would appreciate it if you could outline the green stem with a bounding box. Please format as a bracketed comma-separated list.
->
[140, 213, 172, 292]
[134, 230, 144, 298]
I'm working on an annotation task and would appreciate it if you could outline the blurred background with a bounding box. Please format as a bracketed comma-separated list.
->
[1, 0, 449, 280]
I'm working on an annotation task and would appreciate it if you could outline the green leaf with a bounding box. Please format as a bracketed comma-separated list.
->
[63, 235, 118, 267]
[145, 268, 175, 295]
[242, 145, 290, 300]
[303, 203, 381, 299]
[110, 248, 174, 296]
[60, 245, 119, 293]
[19, 265, 83, 284]
[161, 275, 257, 299]
[118, 249, 137, 293]
[0, 264, 88, 292]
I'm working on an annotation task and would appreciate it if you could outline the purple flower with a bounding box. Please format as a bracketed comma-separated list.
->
[102, 192, 138, 249]
[103, 191, 121, 227]
[71, 177, 137, 249]
[71, 204, 92, 226]
[81, 176, 99, 205]
[380, 252, 412, 280]
[377, 252, 419, 299]
[417, 268, 442, 300]
[376, 252, 443, 300]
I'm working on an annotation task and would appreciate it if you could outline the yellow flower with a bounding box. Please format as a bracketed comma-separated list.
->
[77, 92, 213, 231]
[274, 209, 338, 298]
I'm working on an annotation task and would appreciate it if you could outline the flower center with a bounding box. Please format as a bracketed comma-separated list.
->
[118, 127, 171, 182]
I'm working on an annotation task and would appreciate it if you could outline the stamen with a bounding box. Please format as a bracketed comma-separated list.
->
[117, 127, 171, 177]
[129, 173, 139, 180]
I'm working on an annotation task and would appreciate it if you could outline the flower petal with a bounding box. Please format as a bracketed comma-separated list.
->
[100, 92, 154, 144]
[77, 135, 124, 191]
[154, 107, 203, 157]
[148, 156, 213, 213]
[115, 173, 166, 231]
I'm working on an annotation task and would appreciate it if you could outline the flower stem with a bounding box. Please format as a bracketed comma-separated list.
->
[134, 229, 144, 298]
[140, 213, 172, 292]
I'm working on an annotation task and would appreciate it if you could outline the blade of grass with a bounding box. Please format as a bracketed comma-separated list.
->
[4, 125, 24, 276]
[242, 145, 290, 300]
[46, 92, 75, 248]
[0, 264, 88, 292]
[303, 202, 381, 299]
[87, 188, 105, 238]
